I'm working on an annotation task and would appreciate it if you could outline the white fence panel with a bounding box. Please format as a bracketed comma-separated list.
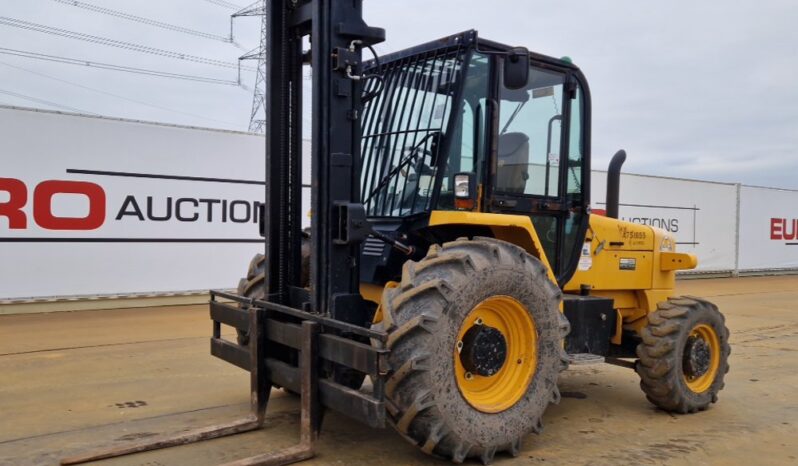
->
[738, 185, 798, 271]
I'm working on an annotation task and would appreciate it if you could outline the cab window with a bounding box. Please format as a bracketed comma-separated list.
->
[438, 53, 490, 210]
[496, 67, 565, 197]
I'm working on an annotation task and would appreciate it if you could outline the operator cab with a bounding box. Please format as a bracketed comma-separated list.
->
[360, 30, 591, 286]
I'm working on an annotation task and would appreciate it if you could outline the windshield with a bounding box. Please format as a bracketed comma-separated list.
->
[360, 48, 467, 217]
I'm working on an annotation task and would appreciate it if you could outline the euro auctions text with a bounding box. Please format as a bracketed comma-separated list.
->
[0, 177, 262, 231]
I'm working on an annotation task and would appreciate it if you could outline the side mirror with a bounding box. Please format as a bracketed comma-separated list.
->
[453, 172, 477, 210]
[503, 47, 529, 90]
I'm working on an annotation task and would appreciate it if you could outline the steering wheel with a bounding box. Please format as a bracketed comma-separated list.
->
[397, 152, 435, 210]
[546, 227, 556, 243]
[399, 145, 432, 177]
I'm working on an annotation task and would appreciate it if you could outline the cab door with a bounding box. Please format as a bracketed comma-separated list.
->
[488, 59, 588, 284]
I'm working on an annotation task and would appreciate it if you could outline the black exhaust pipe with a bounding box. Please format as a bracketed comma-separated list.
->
[606, 150, 626, 219]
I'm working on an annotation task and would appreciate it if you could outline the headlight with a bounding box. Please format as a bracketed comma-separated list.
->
[454, 174, 471, 198]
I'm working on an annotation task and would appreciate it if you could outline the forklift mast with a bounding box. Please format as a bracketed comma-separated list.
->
[62, 5, 390, 464]
[264, 0, 384, 322]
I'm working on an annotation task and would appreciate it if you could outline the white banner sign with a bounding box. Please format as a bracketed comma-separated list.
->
[3, 106, 796, 301]
[0, 107, 265, 299]
[738, 185, 798, 271]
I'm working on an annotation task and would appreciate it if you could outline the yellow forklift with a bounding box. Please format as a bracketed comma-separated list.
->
[63, 1, 730, 465]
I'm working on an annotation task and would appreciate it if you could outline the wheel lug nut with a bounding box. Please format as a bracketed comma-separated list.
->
[456, 341, 464, 353]
[464, 372, 473, 380]
[474, 318, 484, 325]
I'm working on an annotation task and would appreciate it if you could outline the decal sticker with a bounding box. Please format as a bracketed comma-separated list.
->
[578, 241, 592, 271]
[532, 87, 554, 99]
[619, 258, 637, 271]
[617, 225, 648, 248]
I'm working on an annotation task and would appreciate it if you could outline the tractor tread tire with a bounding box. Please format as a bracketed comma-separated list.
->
[377, 237, 569, 464]
[635, 296, 730, 414]
[236, 237, 363, 390]
[236, 253, 266, 346]
[236, 232, 310, 345]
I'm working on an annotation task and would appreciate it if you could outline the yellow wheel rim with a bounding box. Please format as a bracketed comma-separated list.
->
[454, 296, 537, 413]
[683, 324, 721, 393]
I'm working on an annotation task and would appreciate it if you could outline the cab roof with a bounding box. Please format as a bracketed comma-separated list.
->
[369, 30, 580, 72]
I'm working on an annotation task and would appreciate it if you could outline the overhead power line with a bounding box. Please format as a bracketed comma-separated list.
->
[0, 16, 255, 71]
[203, 0, 243, 9]
[0, 47, 241, 85]
[0, 88, 97, 115]
[0, 60, 240, 127]
[50, 0, 233, 43]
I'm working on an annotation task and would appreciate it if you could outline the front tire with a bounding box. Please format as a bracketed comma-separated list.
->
[636, 296, 730, 413]
[379, 237, 569, 464]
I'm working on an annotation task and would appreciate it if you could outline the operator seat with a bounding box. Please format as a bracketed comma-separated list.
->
[496, 132, 530, 194]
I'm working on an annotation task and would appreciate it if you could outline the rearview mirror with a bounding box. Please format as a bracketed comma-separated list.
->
[503, 47, 529, 90]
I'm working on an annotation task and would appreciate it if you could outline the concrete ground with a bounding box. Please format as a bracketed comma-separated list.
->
[1, 276, 797, 466]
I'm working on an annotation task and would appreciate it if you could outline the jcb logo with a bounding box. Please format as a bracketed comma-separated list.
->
[0, 178, 106, 230]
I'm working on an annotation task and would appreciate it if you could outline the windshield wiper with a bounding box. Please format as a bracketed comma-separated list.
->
[500, 99, 527, 135]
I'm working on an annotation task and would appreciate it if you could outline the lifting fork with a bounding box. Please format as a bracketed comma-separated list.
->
[60, 311, 321, 466]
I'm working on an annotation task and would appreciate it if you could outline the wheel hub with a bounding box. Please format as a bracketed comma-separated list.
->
[454, 295, 537, 413]
[459, 324, 508, 377]
[683, 335, 711, 378]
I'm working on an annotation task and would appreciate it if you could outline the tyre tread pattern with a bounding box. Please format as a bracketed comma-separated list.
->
[635, 296, 731, 413]
[378, 237, 569, 464]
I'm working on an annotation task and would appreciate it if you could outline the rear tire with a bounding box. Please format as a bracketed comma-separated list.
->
[234, 252, 301, 378]
[235, 254, 264, 346]
[236, 237, 309, 346]
[378, 237, 569, 464]
[235, 236, 364, 390]
[635, 296, 730, 413]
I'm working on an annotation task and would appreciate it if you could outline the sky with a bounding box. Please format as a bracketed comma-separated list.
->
[0, 1, 796, 189]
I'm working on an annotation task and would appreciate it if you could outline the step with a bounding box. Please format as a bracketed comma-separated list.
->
[567, 353, 605, 365]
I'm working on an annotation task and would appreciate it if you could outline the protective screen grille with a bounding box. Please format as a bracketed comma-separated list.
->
[360, 46, 466, 217]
